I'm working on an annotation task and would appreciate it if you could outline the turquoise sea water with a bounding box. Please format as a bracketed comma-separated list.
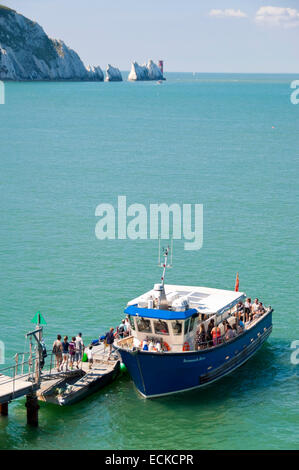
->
[0, 73, 298, 450]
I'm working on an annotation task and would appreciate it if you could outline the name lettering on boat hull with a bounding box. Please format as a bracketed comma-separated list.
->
[183, 357, 206, 363]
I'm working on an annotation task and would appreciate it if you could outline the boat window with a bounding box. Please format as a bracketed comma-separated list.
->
[171, 320, 183, 335]
[184, 318, 190, 335]
[128, 315, 135, 330]
[136, 318, 152, 333]
[189, 315, 197, 332]
[154, 320, 169, 335]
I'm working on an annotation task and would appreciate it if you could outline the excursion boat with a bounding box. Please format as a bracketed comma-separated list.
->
[114, 249, 273, 398]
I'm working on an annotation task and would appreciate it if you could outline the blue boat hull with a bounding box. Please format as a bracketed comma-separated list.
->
[115, 312, 272, 397]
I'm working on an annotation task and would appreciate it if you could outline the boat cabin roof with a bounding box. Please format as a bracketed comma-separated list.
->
[127, 284, 246, 317]
[125, 304, 198, 320]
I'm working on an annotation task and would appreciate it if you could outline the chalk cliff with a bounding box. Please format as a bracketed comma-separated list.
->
[0, 5, 103, 81]
[128, 60, 165, 81]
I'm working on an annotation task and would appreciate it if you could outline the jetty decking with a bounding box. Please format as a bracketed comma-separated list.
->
[0, 337, 121, 422]
[37, 343, 120, 405]
[0, 373, 37, 404]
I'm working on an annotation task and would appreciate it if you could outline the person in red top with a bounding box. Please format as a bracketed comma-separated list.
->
[211, 325, 222, 346]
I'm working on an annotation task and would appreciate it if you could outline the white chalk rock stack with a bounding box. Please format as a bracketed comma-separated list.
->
[128, 62, 148, 81]
[87, 65, 104, 81]
[105, 64, 123, 82]
[147, 60, 164, 80]
[128, 60, 165, 81]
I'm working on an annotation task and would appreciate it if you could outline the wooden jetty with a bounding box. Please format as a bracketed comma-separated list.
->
[37, 343, 120, 406]
[0, 373, 38, 404]
[0, 322, 44, 425]
[0, 317, 121, 424]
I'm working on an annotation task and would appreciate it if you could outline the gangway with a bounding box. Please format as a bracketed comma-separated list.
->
[0, 316, 44, 425]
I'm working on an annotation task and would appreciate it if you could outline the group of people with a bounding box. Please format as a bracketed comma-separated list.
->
[49, 300, 266, 362]
[133, 336, 167, 352]
[50, 317, 132, 373]
[52, 333, 84, 372]
[240, 297, 266, 322]
[196, 318, 245, 350]
[115, 317, 131, 339]
[101, 317, 132, 359]
[195, 297, 266, 350]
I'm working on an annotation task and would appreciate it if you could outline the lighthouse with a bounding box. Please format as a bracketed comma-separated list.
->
[158, 60, 164, 75]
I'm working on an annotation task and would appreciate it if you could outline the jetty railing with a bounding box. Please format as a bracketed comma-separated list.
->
[0, 355, 37, 397]
[0, 345, 89, 386]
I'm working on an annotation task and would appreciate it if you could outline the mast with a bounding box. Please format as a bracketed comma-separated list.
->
[155, 241, 173, 309]
[160, 246, 169, 286]
[158, 239, 173, 286]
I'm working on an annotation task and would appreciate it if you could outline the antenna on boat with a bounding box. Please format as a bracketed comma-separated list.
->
[158, 237, 173, 286]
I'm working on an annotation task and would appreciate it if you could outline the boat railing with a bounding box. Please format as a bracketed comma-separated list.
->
[115, 309, 271, 353]
[116, 336, 134, 349]
[117, 328, 248, 353]
[195, 308, 271, 351]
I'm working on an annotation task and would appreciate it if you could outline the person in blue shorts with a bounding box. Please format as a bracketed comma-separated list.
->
[105, 327, 115, 360]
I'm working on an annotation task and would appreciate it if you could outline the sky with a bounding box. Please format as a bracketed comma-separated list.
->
[2, 0, 299, 73]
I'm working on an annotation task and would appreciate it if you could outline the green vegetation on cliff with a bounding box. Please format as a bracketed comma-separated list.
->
[0, 4, 16, 14]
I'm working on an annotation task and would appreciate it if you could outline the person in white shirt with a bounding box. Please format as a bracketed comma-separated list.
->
[252, 298, 259, 313]
[75, 333, 84, 368]
[87, 346, 93, 370]
[133, 336, 141, 349]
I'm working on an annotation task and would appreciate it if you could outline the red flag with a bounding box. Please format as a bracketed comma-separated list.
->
[235, 272, 239, 292]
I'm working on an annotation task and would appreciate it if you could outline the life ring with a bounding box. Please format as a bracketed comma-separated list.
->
[183, 341, 190, 351]
[163, 341, 171, 351]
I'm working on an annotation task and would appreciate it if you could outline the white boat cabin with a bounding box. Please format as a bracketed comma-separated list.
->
[123, 283, 246, 352]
